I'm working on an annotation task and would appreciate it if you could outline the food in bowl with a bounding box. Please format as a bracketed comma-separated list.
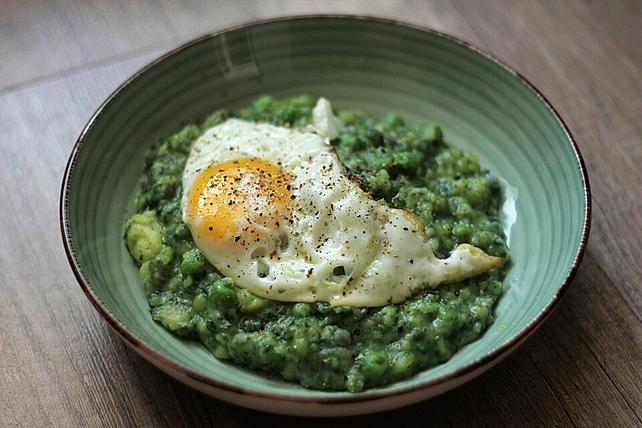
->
[124, 95, 509, 392]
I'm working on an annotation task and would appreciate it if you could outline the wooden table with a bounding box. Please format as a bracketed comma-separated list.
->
[1, 1, 640, 426]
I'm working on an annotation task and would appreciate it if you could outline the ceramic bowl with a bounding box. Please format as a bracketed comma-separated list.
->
[61, 15, 590, 416]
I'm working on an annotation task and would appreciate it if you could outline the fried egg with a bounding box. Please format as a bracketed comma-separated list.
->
[181, 99, 502, 307]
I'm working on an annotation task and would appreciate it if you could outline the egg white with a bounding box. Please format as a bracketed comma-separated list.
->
[181, 99, 502, 307]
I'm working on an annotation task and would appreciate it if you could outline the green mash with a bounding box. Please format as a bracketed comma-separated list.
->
[125, 95, 509, 392]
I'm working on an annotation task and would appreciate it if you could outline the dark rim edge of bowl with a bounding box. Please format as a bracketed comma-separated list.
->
[60, 14, 592, 406]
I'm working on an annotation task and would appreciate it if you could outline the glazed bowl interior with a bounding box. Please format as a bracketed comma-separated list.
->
[63, 17, 588, 401]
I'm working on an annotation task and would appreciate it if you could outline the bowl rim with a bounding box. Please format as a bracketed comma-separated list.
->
[60, 14, 591, 404]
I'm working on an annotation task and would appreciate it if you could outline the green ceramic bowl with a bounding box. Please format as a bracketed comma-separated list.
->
[61, 16, 590, 416]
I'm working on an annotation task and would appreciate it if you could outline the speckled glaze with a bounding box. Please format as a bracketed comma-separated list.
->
[61, 16, 590, 416]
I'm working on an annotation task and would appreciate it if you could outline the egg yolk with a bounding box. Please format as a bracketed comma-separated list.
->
[187, 158, 292, 248]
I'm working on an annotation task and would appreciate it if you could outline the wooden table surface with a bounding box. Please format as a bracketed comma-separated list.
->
[1, 1, 640, 426]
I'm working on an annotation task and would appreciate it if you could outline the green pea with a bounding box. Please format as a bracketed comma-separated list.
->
[448, 197, 474, 219]
[418, 124, 443, 142]
[282, 363, 299, 381]
[466, 177, 490, 207]
[181, 275, 193, 290]
[333, 329, 352, 346]
[338, 110, 361, 125]
[382, 112, 405, 129]
[202, 110, 228, 129]
[453, 223, 472, 240]
[434, 336, 453, 359]
[360, 351, 388, 380]
[192, 293, 207, 313]
[208, 277, 237, 308]
[251, 95, 273, 114]
[275, 104, 296, 124]
[321, 325, 336, 342]
[393, 150, 419, 170]
[237, 288, 268, 313]
[391, 352, 415, 376]
[290, 94, 315, 108]
[482, 279, 504, 296]
[470, 304, 490, 320]
[360, 128, 383, 145]
[180, 249, 205, 276]
[428, 237, 440, 253]
[168, 124, 201, 151]
[366, 169, 392, 197]
[292, 302, 312, 317]
[173, 223, 190, 239]
[155, 245, 174, 265]
[314, 302, 332, 315]
[471, 231, 494, 248]
[293, 337, 309, 356]
[254, 334, 286, 369]
[346, 371, 365, 393]
[339, 133, 362, 150]
[213, 345, 229, 359]
[194, 318, 209, 336]
[458, 287, 472, 301]
[457, 153, 481, 174]
[159, 200, 179, 220]
[380, 306, 398, 326]
[368, 154, 390, 170]
[419, 301, 441, 317]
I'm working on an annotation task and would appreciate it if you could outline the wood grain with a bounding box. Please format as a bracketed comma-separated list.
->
[1, 1, 640, 427]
